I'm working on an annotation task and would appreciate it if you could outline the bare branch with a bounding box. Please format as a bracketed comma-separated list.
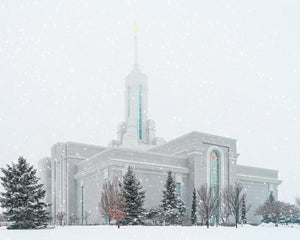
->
[99, 178, 125, 225]
[56, 211, 67, 226]
[196, 184, 220, 228]
[222, 183, 246, 228]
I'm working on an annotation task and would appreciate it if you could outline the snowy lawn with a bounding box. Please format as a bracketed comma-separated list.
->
[1, 225, 300, 240]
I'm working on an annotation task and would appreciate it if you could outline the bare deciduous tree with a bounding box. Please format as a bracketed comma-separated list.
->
[0, 213, 6, 222]
[69, 214, 79, 225]
[99, 178, 124, 225]
[100, 181, 114, 224]
[255, 200, 285, 226]
[56, 211, 67, 226]
[281, 203, 299, 225]
[196, 184, 220, 228]
[109, 200, 126, 228]
[219, 201, 232, 226]
[222, 183, 247, 228]
[84, 211, 92, 225]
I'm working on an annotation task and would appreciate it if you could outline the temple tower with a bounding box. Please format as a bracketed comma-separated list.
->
[112, 23, 164, 149]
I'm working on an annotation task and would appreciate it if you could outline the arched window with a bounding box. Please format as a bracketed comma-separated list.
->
[210, 150, 221, 224]
[210, 150, 220, 196]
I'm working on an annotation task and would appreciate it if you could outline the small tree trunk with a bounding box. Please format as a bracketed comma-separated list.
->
[206, 219, 209, 229]
[276, 217, 278, 227]
[117, 220, 120, 228]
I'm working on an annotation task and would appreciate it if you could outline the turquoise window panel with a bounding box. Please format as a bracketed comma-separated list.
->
[210, 150, 220, 224]
[81, 185, 84, 225]
[138, 86, 142, 140]
[128, 88, 130, 117]
[176, 182, 181, 196]
[105, 178, 108, 191]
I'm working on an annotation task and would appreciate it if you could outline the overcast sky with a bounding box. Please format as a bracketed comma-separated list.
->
[0, 0, 299, 203]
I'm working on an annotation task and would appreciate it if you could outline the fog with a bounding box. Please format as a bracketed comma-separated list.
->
[0, 0, 299, 203]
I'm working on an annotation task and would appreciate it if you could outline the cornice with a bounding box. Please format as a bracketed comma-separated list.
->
[74, 158, 189, 180]
[237, 174, 282, 185]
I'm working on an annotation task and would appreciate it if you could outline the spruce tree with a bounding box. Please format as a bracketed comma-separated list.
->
[241, 195, 247, 224]
[268, 191, 275, 202]
[262, 191, 275, 223]
[160, 171, 186, 225]
[0, 156, 50, 229]
[191, 188, 197, 225]
[122, 166, 146, 225]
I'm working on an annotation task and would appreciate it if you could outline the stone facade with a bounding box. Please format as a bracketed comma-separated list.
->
[39, 131, 281, 225]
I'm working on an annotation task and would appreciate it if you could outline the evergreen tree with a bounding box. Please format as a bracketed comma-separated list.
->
[177, 197, 186, 223]
[122, 166, 146, 225]
[191, 188, 197, 225]
[241, 195, 247, 224]
[268, 191, 275, 202]
[262, 191, 275, 223]
[160, 171, 186, 225]
[0, 157, 50, 229]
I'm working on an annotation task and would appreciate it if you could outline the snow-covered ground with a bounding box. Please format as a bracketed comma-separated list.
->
[0, 225, 299, 240]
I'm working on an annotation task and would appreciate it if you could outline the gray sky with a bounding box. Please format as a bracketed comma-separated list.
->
[0, 0, 299, 203]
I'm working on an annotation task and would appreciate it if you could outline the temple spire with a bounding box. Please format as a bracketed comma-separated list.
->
[134, 22, 138, 65]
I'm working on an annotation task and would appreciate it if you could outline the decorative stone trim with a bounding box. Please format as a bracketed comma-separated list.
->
[74, 158, 189, 180]
[237, 174, 282, 185]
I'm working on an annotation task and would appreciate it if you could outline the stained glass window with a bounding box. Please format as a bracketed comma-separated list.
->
[210, 151, 220, 193]
[210, 150, 220, 224]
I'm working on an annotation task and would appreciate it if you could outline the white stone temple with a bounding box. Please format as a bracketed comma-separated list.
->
[38, 25, 282, 225]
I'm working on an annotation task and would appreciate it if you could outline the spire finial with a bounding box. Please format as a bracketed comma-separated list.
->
[134, 21, 138, 65]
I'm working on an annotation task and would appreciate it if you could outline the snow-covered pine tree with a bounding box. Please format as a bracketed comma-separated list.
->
[0, 156, 50, 229]
[160, 171, 186, 225]
[122, 166, 146, 225]
[191, 188, 197, 225]
[262, 191, 275, 223]
[241, 195, 247, 225]
[176, 197, 186, 224]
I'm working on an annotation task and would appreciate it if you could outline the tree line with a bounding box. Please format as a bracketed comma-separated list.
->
[100, 167, 251, 228]
[100, 167, 300, 228]
[0, 157, 300, 229]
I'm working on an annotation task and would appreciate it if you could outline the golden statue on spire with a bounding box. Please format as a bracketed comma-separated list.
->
[135, 22, 138, 37]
